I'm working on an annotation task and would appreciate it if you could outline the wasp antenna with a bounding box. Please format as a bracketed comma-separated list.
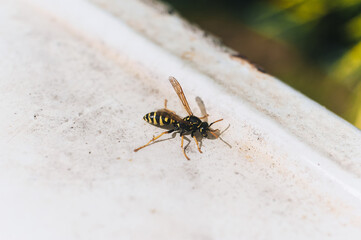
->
[209, 131, 219, 139]
[209, 118, 223, 127]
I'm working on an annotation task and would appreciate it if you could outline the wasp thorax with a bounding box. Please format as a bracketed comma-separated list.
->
[184, 116, 202, 125]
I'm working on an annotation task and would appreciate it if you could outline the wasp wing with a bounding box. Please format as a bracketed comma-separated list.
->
[169, 76, 193, 116]
[156, 109, 189, 125]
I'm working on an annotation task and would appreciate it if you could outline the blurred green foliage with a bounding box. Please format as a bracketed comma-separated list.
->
[162, 0, 361, 129]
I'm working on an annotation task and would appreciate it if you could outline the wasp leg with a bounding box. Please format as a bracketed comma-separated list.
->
[191, 131, 203, 153]
[134, 129, 174, 152]
[193, 135, 203, 153]
[181, 134, 190, 160]
[164, 99, 177, 114]
[199, 114, 209, 119]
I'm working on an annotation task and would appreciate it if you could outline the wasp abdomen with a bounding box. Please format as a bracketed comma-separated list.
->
[143, 112, 175, 126]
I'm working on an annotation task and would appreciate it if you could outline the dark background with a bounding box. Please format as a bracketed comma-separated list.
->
[161, 0, 361, 129]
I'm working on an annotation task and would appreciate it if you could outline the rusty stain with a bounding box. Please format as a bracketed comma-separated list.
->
[230, 53, 267, 74]
[181, 51, 195, 60]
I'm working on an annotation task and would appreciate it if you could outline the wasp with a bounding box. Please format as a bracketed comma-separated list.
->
[134, 76, 223, 160]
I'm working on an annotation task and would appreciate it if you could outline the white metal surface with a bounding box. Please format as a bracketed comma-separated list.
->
[1, 0, 361, 239]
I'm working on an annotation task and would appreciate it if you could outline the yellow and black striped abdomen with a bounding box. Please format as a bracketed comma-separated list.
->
[143, 112, 176, 126]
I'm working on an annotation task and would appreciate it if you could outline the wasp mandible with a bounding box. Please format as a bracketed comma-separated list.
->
[134, 76, 223, 160]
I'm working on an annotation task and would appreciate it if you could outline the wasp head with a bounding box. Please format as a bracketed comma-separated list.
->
[199, 119, 224, 138]
[199, 122, 209, 137]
